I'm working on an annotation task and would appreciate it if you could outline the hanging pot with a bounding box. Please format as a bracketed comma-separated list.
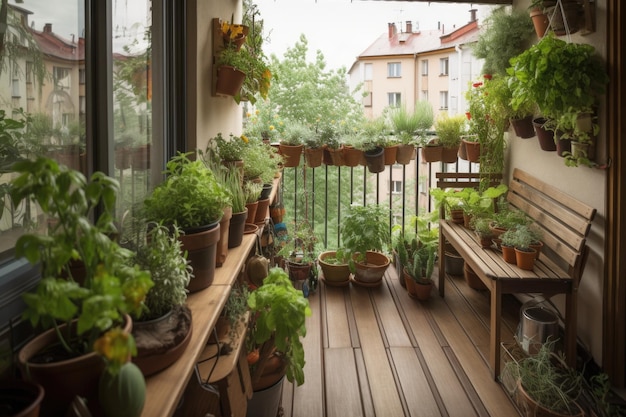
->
[278, 143, 303, 167]
[304, 146, 324, 168]
[421, 145, 443, 163]
[364, 146, 385, 173]
[462, 137, 481, 163]
[215, 65, 246, 97]
[343, 146, 363, 167]
[395, 144, 416, 164]
[458, 139, 468, 160]
[533, 118, 557, 152]
[441, 145, 459, 163]
[383, 145, 398, 165]
[327, 146, 345, 166]
[510, 115, 535, 139]
[529, 7, 550, 38]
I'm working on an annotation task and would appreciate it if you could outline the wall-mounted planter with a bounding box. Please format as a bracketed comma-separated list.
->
[215, 65, 246, 97]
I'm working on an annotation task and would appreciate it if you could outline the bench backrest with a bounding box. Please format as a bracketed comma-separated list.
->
[507, 168, 596, 283]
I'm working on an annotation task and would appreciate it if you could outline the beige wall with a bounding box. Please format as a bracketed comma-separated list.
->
[188, 0, 245, 153]
[510, 0, 607, 364]
[365, 56, 417, 118]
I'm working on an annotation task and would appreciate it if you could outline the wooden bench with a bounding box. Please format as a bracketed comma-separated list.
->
[436, 169, 596, 379]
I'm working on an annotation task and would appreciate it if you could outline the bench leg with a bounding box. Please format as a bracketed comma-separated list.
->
[490, 282, 502, 380]
[564, 292, 577, 369]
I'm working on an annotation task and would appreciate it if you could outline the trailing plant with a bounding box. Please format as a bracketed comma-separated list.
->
[247, 267, 312, 386]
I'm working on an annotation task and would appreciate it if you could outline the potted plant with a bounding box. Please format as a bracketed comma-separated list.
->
[317, 248, 351, 287]
[143, 152, 231, 292]
[357, 118, 387, 173]
[340, 203, 391, 286]
[509, 225, 538, 271]
[277, 220, 319, 290]
[390, 101, 433, 164]
[246, 268, 311, 414]
[399, 238, 436, 301]
[503, 340, 585, 417]
[434, 114, 466, 163]
[279, 122, 309, 167]
[473, 216, 495, 248]
[126, 222, 194, 376]
[10, 157, 153, 415]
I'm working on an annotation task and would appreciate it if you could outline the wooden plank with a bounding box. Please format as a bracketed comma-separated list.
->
[325, 348, 365, 417]
[390, 347, 443, 417]
[390, 275, 480, 417]
[372, 278, 412, 348]
[292, 289, 324, 417]
[350, 287, 405, 417]
[324, 284, 352, 348]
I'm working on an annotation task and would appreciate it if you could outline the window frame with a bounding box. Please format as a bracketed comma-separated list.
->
[387, 62, 401, 78]
[439, 57, 449, 76]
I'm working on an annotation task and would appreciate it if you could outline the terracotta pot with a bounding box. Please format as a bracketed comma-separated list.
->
[318, 251, 351, 286]
[477, 233, 493, 248]
[462, 138, 481, 163]
[529, 7, 550, 38]
[352, 251, 390, 286]
[383, 145, 398, 165]
[533, 118, 557, 151]
[395, 144, 415, 164]
[245, 201, 259, 224]
[403, 269, 417, 298]
[441, 145, 459, 163]
[501, 245, 517, 264]
[215, 65, 246, 97]
[516, 381, 584, 417]
[450, 209, 465, 224]
[421, 145, 442, 163]
[529, 241, 544, 260]
[278, 143, 303, 167]
[216, 206, 232, 267]
[17, 315, 132, 416]
[364, 146, 385, 173]
[515, 248, 537, 271]
[132, 306, 192, 377]
[304, 146, 324, 168]
[179, 223, 221, 292]
[464, 264, 487, 290]
[413, 280, 433, 301]
[255, 198, 271, 224]
[511, 115, 536, 139]
[0, 380, 44, 417]
[327, 146, 345, 166]
[463, 212, 473, 229]
[343, 146, 363, 167]
[322, 148, 334, 166]
[269, 204, 285, 224]
[287, 261, 312, 290]
[259, 183, 273, 201]
[457, 139, 468, 160]
[228, 208, 248, 249]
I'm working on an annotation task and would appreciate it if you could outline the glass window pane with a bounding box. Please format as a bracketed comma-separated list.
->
[0, 1, 85, 262]
[112, 1, 153, 222]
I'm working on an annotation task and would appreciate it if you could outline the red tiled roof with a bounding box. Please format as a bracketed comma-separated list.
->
[30, 26, 84, 62]
[358, 20, 480, 59]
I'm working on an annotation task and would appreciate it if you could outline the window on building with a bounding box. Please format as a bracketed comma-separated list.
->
[364, 63, 373, 81]
[53, 67, 71, 90]
[25, 62, 32, 84]
[388, 92, 401, 107]
[421, 90, 428, 101]
[440, 58, 449, 76]
[421, 60, 428, 76]
[390, 180, 403, 194]
[387, 62, 401, 78]
[79, 68, 85, 85]
[440, 91, 449, 110]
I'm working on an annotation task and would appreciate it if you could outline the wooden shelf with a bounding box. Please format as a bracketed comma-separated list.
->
[140, 233, 258, 417]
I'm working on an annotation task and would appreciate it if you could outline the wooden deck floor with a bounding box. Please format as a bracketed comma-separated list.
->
[279, 266, 524, 417]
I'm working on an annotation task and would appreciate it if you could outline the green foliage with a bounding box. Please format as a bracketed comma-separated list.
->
[473, 7, 534, 76]
[401, 238, 436, 284]
[131, 223, 192, 320]
[340, 204, 390, 263]
[282, 121, 312, 146]
[247, 268, 311, 386]
[99, 361, 146, 417]
[389, 101, 433, 145]
[504, 340, 583, 415]
[9, 157, 153, 355]
[242, 139, 279, 183]
[508, 34, 609, 119]
[277, 220, 320, 264]
[244, 181, 263, 204]
[207, 132, 249, 162]
[143, 152, 230, 229]
[491, 207, 531, 230]
[224, 283, 249, 330]
[434, 114, 466, 148]
[472, 216, 493, 237]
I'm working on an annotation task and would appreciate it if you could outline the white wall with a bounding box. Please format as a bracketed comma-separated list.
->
[510, 0, 608, 364]
[188, 0, 245, 153]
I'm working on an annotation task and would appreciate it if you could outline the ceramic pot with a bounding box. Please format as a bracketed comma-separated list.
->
[421, 145, 442, 163]
[278, 143, 303, 167]
[529, 7, 550, 38]
[228, 208, 248, 249]
[533, 118, 557, 151]
[255, 198, 271, 224]
[0, 380, 44, 417]
[515, 248, 537, 271]
[343, 146, 363, 167]
[395, 144, 415, 164]
[215, 65, 246, 97]
[462, 138, 481, 163]
[511, 115, 535, 139]
[245, 201, 259, 224]
[327, 146, 345, 166]
[180, 222, 221, 292]
[318, 251, 351, 286]
[403, 269, 417, 298]
[304, 147, 324, 168]
[413, 280, 433, 301]
[352, 251, 390, 286]
[502, 245, 517, 264]
[383, 145, 398, 165]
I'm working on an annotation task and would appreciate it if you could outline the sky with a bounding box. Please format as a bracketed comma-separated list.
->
[253, 0, 498, 71]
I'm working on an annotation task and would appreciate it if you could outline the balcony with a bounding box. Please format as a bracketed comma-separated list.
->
[274, 152, 523, 416]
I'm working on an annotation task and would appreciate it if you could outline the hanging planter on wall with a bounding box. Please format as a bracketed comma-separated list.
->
[215, 65, 246, 97]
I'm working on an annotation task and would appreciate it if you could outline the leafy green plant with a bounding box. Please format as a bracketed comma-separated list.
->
[507, 224, 536, 251]
[247, 267, 312, 386]
[130, 223, 192, 321]
[242, 139, 279, 183]
[277, 220, 320, 265]
[244, 181, 263, 204]
[281, 121, 311, 146]
[340, 203, 390, 263]
[472, 216, 493, 237]
[143, 152, 230, 229]
[207, 132, 249, 162]
[473, 7, 535, 76]
[10, 157, 153, 356]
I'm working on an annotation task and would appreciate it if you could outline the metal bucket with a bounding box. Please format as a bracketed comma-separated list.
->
[518, 306, 559, 354]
